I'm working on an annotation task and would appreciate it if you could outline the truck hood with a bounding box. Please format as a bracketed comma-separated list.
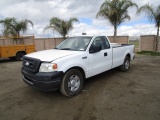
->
[25, 49, 79, 62]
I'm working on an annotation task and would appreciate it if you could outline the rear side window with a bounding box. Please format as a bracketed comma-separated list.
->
[102, 36, 110, 49]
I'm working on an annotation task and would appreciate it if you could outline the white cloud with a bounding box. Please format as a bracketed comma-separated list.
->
[118, 24, 156, 36]
[70, 22, 157, 37]
[0, 0, 159, 38]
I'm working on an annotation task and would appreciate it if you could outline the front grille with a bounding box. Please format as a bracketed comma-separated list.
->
[23, 56, 41, 73]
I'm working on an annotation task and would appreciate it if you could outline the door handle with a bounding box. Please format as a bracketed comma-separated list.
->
[104, 52, 107, 56]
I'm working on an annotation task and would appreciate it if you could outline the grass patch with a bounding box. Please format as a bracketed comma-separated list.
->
[129, 40, 139, 48]
[137, 51, 160, 56]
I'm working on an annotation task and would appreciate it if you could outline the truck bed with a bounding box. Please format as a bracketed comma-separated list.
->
[111, 43, 134, 68]
[111, 43, 133, 48]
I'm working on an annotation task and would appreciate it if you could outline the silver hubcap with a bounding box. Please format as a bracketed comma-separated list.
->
[125, 60, 130, 70]
[68, 75, 80, 92]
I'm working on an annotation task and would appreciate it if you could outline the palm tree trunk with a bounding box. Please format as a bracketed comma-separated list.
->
[63, 35, 66, 40]
[156, 24, 159, 52]
[16, 32, 20, 44]
[114, 25, 117, 42]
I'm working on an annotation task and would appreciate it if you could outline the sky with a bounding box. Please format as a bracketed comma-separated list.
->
[0, 0, 159, 38]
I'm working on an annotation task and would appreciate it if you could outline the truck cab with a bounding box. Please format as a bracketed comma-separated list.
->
[21, 35, 134, 97]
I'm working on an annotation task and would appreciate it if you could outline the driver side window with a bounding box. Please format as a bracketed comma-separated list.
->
[90, 36, 109, 50]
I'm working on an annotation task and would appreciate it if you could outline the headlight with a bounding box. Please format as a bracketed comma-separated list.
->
[39, 63, 57, 72]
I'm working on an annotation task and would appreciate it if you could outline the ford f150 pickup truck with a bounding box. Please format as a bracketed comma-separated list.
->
[21, 35, 135, 97]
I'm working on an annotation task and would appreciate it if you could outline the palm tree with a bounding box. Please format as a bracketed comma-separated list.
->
[11, 19, 33, 37]
[0, 17, 33, 37]
[137, 4, 160, 52]
[0, 17, 15, 36]
[44, 17, 79, 39]
[96, 0, 138, 42]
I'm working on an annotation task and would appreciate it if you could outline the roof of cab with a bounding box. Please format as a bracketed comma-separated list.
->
[69, 35, 94, 37]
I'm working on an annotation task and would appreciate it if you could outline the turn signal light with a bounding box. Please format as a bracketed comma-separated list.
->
[53, 64, 58, 70]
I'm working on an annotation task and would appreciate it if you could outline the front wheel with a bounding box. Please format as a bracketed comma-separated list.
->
[120, 56, 130, 72]
[60, 69, 84, 97]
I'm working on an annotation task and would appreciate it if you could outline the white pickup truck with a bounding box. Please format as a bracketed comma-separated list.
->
[21, 35, 135, 97]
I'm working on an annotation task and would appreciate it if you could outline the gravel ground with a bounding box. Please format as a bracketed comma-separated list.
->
[0, 54, 160, 120]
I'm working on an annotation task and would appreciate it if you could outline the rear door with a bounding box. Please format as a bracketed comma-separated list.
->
[87, 36, 112, 77]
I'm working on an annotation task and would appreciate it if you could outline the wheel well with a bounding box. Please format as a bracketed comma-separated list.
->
[16, 51, 26, 55]
[66, 67, 86, 79]
[126, 54, 130, 60]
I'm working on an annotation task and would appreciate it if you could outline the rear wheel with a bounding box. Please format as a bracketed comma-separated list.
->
[60, 69, 84, 97]
[120, 56, 130, 72]
[16, 52, 26, 61]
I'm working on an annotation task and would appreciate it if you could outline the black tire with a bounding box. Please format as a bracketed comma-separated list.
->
[60, 69, 84, 97]
[16, 52, 26, 61]
[120, 56, 130, 72]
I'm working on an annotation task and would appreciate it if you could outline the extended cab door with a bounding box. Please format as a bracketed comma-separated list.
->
[87, 36, 112, 78]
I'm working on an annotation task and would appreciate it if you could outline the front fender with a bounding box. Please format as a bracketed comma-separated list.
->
[53, 52, 88, 78]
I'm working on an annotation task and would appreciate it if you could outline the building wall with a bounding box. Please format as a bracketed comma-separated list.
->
[24, 38, 34, 45]
[0, 39, 4, 45]
[0, 36, 129, 51]
[4, 36, 160, 52]
[108, 36, 129, 44]
[0, 37, 64, 51]
[158, 42, 160, 52]
[34, 38, 64, 51]
[140, 35, 160, 52]
[0, 38, 14, 45]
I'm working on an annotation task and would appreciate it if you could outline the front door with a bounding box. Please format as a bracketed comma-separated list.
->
[87, 36, 112, 78]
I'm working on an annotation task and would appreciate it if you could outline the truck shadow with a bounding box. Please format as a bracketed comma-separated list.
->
[23, 67, 124, 99]
[0, 58, 18, 63]
[84, 68, 119, 90]
[38, 68, 120, 97]
[20, 67, 125, 104]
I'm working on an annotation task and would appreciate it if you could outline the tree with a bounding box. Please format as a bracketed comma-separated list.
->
[0, 17, 33, 37]
[44, 17, 78, 39]
[137, 4, 160, 52]
[0, 17, 15, 36]
[96, 0, 138, 42]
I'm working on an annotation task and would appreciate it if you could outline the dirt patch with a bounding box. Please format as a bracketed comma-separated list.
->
[0, 54, 160, 120]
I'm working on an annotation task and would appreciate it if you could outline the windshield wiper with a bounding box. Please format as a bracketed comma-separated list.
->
[60, 48, 73, 50]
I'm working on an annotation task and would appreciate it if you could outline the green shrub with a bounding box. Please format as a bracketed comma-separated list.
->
[137, 51, 160, 56]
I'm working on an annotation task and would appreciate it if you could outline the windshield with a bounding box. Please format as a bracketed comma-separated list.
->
[55, 36, 92, 51]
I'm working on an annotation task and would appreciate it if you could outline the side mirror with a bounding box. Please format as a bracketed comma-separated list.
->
[89, 44, 101, 53]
